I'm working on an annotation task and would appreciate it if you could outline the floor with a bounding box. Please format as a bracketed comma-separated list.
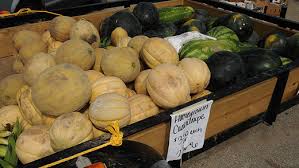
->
[286, 0, 299, 21]
[182, 104, 299, 168]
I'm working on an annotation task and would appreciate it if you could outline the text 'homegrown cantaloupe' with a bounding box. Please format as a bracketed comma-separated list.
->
[31, 64, 91, 116]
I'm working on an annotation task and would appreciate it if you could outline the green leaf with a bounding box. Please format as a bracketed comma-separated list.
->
[0, 158, 14, 168]
[0, 145, 7, 158]
[4, 136, 17, 167]
[12, 119, 22, 141]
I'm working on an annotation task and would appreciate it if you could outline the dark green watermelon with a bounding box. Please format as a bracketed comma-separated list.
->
[246, 31, 260, 45]
[206, 16, 218, 31]
[280, 57, 292, 65]
[143, 23, 177, 38]
[99, 11, 142, 46]
[213, 13, 254, 42]
[133, 2, 159, 29]
[236, 42, 258, 52]
[259, 32, 288, 56]
[193, 9, 209, 23]
[238, 48, 282, 77]
[287, 33, 299, 60]
[177, 19, 207, 34]
[109, 11, 142, 37]
[207, 51, 246, 91]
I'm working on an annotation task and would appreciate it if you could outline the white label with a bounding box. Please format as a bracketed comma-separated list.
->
[166, 100, 213, 162]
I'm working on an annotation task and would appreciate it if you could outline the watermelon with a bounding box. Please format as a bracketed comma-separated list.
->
[259, 32, 288, 56]
[177, 19, 207, 34]
[287, 33, 299, 60]
[206, 51, 246, 91]
[238, 48, 282, 77]
[246, 31, 260, 45]
[213, 13, 254, 42]
[158, 6, 195, 24]
[236, 42, 257, 52]
[179, 39, 237, 61]
[143, 23, 177, 38]
[280, 57, 292, 65]
[207, 26, 239, 47]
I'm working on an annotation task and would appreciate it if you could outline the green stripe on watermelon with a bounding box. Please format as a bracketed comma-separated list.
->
[207, 26, 239, 42]
[158, 6, 195, 24]
[179, 39, 235, 61]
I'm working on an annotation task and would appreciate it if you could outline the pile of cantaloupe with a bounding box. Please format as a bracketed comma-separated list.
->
[0, 15, 211, 164]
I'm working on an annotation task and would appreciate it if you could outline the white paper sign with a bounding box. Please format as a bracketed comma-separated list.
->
[166, 100, 213, 162]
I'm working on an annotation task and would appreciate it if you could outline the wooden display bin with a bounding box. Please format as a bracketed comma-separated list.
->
[0, 0, 298, 167]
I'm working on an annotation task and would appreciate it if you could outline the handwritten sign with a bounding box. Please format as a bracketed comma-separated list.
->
[166, 100, 213, 161]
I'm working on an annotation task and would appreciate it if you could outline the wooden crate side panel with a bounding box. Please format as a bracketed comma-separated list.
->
[183, 0, 295, 36]
[282, 67, 299, 102]
[127, 78, 277, 156]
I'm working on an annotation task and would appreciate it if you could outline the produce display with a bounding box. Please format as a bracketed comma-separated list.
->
[0, 1, 298, 166]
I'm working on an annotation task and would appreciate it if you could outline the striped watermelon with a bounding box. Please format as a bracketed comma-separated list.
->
[179, 39, 236, 61]
[207, 26, 239, 43]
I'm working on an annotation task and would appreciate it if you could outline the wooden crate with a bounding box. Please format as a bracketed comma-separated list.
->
[0, 0, 297, 166]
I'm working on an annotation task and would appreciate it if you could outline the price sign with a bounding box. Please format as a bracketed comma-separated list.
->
[166, 100, 213, 162]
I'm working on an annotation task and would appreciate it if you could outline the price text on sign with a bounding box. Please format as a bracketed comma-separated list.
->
[166, 100, 213, 161]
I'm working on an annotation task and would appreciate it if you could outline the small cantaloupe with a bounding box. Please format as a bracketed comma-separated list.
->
[49, 16, 76, 42]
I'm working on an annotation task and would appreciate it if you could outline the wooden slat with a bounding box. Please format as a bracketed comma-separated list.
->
[281, 67, 299, 102]
[0, 56, 16, 79]
[127, 78, 277, 156]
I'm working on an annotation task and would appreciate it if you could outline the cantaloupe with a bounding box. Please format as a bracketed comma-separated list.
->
[70, 19, 100, 47]
[49, 16, 76, 42]
[54, 39, 95, 70]
[90, 76, 127, 102]
[89, 93, 131, 130]
[16, 125, 54, 164]
[178, 58, 211, 94]
[146, 64, 191, 109]
[13, 30, 42, 50]
[31, 64, 91, 116]
[49, 112, 93, 151]
[85, 70, 104, 85]
[23, 53, 56, 86]
[93, 48, 106, 72]
[0, 105, 31, 131]
[129, 94, 159, 124]
[101, 47, 140, 83]
[134, 69, 151, 95]
[141, 38, 179, 68]
[19, 41, 48, 64]
[128, 35, 149, 56]
[0, 74, 26, 106]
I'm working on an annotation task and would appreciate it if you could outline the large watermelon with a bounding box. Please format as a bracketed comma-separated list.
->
[179, 39, 237, 61]
[206, 51, 247, 91]
[238, 48, 282, 77]
[259, 32, 288, 56]
[287, 33, 299, 60]
[207, 26, 239, 42]
[213, 13, 253, 42]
